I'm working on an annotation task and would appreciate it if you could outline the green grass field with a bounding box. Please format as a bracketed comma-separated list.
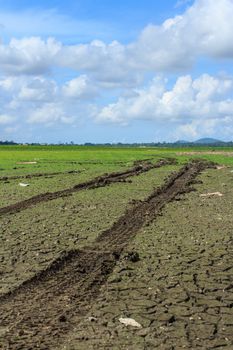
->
[1, 145, 233, 174]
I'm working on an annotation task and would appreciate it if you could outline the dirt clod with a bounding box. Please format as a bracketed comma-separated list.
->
[123, 251, 140, 262]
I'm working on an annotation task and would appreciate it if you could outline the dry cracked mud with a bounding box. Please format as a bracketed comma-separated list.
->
[0, 159, 224, 350]
[66, 164, 233, 350]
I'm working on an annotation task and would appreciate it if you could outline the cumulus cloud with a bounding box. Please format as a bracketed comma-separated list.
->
[18, 77, 57, 102]
[174, 118, 220, 140]
[0, 0, 233, 141]
[96, 74, 233, 138]
[56, 0, 233, 74]
[27, 102, 74, 125]
[0, 74, 97, 127]
[128, 0, 233, 71]
[0, 37, 60, 75]
[1, 72, 232, 140]
[62, 75, 98, 99]
[0, 0, 233, 80]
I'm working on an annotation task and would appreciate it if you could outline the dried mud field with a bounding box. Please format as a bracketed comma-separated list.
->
[0, 147, 233, 350]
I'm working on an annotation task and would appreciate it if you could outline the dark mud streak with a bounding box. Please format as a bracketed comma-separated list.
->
[0, 160, 215, 350]
[0, 158, 175, 216]
[0, 170, 81, 182]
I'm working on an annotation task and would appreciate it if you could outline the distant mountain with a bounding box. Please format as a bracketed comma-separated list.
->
[173, 138, 227, 145]
[194, 138, 224, 144]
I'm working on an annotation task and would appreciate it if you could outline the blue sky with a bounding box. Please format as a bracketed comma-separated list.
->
[0, 0, 186, 44]
[0, 0, 233, 143]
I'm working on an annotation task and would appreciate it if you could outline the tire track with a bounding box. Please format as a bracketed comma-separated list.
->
[0, 159, 216, 349]
[0, 170, 81, 182]
[0, 158, 175, 216]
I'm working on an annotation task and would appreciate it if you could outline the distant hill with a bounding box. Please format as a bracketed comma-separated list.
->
[174, 138, 226, 145]
[194, 138, 224, 144]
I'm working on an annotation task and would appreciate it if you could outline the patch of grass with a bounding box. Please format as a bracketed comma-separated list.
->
[1, 145, 233, 174]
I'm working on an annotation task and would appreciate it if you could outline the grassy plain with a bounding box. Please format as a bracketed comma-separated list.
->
[1, 144, 233, 171]
[1, 145, 233, 207]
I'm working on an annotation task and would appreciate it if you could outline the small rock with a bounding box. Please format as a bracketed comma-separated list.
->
[200, 192, 223, 197]
[87, 316, 97, 322]
[119, 317, 142, 328]
[19, 182, 29, 187]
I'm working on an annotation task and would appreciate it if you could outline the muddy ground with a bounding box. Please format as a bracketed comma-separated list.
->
[0, 159, 232, 349]
[0, 161, 177, 296]
[0, 162, 128, 208]
[66, 164, 233, 350]
[0, 158, 175, 216]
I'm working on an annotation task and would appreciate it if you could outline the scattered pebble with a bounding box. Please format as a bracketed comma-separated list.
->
[200, 192, 223, 197]
[217, 166, 225, 170]
[87, 316, 97, 322]
[19, 183, 29, 187]
[119, 317, 142, 328]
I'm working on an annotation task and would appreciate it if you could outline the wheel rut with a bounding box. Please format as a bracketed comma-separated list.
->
[0, 170, 81, 182]
[0, 158, 175, 216]
[0, 159, 216, 349]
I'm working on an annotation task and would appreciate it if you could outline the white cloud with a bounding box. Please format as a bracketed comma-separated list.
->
[0, 72, 232, 140]
[18, 77, 57, 102]
[62, 75, 97, 99]
[96, 74, 233, 132]
[61, 0, 233, 76]
[0, 1, 233, 80]
[176, 123, 199, 139]
[0, 37, 60, 75]
[128, 0, 233, 72]
[0, 0, 233, 141]
[27, 102, 74, 125]
[174, 118, 219, 140]
[0, 77, 15, 91]
[0, 74, 100, 128]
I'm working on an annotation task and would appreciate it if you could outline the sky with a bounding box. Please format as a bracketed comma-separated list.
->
[0, 0, 233, 143]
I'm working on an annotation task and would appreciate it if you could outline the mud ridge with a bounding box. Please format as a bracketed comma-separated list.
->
[0, 159, 216, 349]
[0, 158, 175, 216]
[0, 170, 81, 182]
